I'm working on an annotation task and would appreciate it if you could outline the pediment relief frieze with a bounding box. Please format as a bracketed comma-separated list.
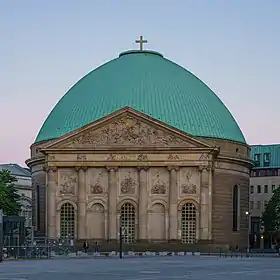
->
[69, 116, 191, 148]
[44, 112, 213, 150]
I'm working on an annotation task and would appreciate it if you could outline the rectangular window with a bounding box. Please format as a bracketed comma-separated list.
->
[254, 153, 260, 167]
[272, 185, 276, 192]
[250, 201, 254, 209]
[251, 217, 261, 234]
[263, 153, 270, 167]
[264, 201, 268, 208]
[264, 185, 268, 193]
[250, 186, 254, 194]
[232, 185, 239, 232]
[257, 201, 261, 209]
[257, 185, 261, 193]
[36, 185, 40, 231]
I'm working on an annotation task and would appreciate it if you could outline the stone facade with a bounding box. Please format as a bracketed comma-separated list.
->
[26, 108, 252, 247]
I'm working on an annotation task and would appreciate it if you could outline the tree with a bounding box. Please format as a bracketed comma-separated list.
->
[261, 187, 280, 239]
[0, 169, 22, 216]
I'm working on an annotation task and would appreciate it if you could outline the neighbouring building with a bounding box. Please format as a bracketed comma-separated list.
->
[26, 42, 252, 249]
[249, 144, 280, 248]
[0, 164, 32, 228]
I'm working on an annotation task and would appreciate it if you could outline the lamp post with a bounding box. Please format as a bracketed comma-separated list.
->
[245, 211, 250, 254]
[119, 218, 126, 259]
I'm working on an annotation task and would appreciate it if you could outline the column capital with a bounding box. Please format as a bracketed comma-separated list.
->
[43, 165, 57, 172]
[75, 166, 88, 172]
[167, 166, 180, 172]
[198, 165, 212, 172]
[137, 166, 149, 172]
[106, 166, 118, 172]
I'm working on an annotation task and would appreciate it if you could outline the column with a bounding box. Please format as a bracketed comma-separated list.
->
[47, 167, 57, 239]
[107, 166, 118, 240]
[208, 167, 213, 240]
[77, 166, 87, 239]
[199, 166, 210, 240]
[137, 167, 149, 241]
[168, 166, 179, 240]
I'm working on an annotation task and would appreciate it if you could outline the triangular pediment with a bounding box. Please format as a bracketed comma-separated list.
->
[42, 107, 213, 150]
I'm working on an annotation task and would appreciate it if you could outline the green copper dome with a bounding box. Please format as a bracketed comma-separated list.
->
[35, 50, 246, 144]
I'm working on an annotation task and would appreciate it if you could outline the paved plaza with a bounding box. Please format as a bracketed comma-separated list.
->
[1, 256, 280, 280]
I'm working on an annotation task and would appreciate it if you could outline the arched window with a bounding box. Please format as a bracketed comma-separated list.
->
[120, 203, 135, 244]
[181, 203, 196, 243]
[20, 199, 32, 228]
[60, 203, 75, 239]
[232, 185, 239, 232]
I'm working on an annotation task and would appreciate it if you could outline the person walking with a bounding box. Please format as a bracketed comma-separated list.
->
[83, 240, 89, 253]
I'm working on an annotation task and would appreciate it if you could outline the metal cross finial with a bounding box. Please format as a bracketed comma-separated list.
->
[135, 35, 147, 51]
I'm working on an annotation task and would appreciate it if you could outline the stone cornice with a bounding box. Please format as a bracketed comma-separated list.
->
[25, 156, 45, 168]
[40, 146, 218, 153]
[217, 155, 253, 168]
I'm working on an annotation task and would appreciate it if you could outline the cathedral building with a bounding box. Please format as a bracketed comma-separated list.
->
[26, 40, 252, 248]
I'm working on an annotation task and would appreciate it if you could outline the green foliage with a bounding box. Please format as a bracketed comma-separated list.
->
[261, 187, 280, 234]
[0, 169, 22, 216]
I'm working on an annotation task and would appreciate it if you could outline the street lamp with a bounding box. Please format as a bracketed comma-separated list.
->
[245, 211, 250, 254]
[119, 219, 126, 259]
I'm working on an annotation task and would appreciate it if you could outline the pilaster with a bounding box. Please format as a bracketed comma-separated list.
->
[107, 166, 118, 240]
[137, 166, 149, 240]
[199, 165, 212, 241]
[46, 166, 57, 239]
[76, 166, 87, 239]
[167, 166, 179, 240]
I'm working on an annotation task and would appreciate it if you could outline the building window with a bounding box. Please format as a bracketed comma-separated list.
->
[264, 201, 268, 208]
[250, 186, 254, 194]
[257, 185, 261, 193]
[232, 185, 239, 232]
[263, 153, 270, 167]
[36, 185, 40, 231]
[257, 201, 261, 209]
[272, 185, 276, 192]
[264, 185, 268, 193]
[120, 203, 136, 244]
[181, 203, 197, 243]
[254, 153, 260, 167]
[250, 201, 254, 209]
[60, 203, 75, 239]
[251, 217, 260, 234]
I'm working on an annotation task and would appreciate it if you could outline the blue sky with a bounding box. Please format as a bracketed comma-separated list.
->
[1, 0, 280, 166]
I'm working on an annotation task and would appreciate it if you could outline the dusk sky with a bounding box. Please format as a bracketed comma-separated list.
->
[1, 0, 280, 167]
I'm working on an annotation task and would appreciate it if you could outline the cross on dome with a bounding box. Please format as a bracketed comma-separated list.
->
[135, 36, 147, 51]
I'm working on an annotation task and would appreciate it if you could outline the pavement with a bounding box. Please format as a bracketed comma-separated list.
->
[1, 256, 280, 280]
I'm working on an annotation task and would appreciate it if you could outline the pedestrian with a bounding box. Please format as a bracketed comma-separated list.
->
[83, 240, 89, 253]
[94, 241, 100, 253]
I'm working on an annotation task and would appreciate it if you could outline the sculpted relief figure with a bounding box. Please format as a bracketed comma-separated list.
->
[71, 116, 187, 147]
[120, 172, 136, 194]
[60, 175, 77, 195]
[90, 172, 103, 194]
[181, 171, 197, 195]
[151, 173, 166, 195]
